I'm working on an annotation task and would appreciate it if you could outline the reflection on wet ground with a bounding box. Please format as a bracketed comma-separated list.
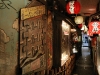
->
[72, 47, 95, 75]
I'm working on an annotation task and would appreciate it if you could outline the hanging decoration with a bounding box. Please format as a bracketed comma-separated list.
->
[78, 24, 83, 29]
[81, 25, 88, 32]
[88, 21, 100, 36]
[80, 22, 88, 33]
[74, 16, 83, 24]
[66, 1, 81, 14]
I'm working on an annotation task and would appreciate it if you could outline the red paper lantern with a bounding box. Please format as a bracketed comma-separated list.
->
[89, 21, 100, 36]
[66, 1, 81, 14]
[78, 24, 82, 29]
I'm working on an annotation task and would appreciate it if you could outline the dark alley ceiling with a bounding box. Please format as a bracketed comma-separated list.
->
[59, 0, 100, 16]
[75, 0, 99, 16]
[34, 0, 100, 24]
[37, 0, 100, 17]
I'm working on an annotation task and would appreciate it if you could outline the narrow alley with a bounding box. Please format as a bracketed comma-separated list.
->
[72, 47, 95, 75]
[0, 0, 100, 75]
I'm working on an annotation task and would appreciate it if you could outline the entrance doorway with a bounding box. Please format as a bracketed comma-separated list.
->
[81, 32, 92, 58]
[82, 33, 90, 47]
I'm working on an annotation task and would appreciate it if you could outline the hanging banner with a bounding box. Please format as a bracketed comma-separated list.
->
[89, 21, 100, 36]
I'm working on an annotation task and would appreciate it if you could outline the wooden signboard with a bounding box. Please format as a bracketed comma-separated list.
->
[21, 5, 45, 20]
[20, 3, 46, 74]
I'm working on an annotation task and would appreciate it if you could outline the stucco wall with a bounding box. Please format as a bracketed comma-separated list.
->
[0, 0, 30, 75]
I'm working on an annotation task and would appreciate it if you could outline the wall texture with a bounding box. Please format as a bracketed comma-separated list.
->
[0, 0, 30, 75]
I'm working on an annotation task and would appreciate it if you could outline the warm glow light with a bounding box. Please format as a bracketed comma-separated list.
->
[81, 24, 88, 32]
[61, 55, 68, 60]
[88, 8, 95, 11]
[98, 66, 100, 75]
[62, 20, 70, 35]
[72, 45, 78, 53]
[74, 16, 83, 24]
[61, 52, 69, 66]
[71, 29, 76, 32]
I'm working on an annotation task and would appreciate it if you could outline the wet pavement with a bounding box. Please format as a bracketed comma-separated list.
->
[71, 47, 95, 75]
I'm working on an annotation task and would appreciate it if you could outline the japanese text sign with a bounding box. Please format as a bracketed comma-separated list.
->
[89, 21, 100, 36]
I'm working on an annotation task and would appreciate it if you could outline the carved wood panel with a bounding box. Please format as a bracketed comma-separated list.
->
[20, 14, 46, 74]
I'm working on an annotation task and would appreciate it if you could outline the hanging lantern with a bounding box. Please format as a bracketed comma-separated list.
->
[88, 21, 100, 36]
[78, 24, 82, 29]
[74, 16, 83, 24]
[66, 1, 81, 14]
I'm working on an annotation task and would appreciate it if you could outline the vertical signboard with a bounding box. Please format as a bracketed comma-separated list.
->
[20, 5, 46, 74]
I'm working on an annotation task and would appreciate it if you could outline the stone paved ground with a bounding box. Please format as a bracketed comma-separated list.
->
[71, 47, 96, 75]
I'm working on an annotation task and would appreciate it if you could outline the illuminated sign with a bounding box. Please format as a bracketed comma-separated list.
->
[89, 21, 100, 36]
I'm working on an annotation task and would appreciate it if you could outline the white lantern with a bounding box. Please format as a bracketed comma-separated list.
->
[74, 16, 83, 24]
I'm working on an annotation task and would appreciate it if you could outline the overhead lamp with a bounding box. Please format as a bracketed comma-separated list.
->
[74, 16, 83, 24]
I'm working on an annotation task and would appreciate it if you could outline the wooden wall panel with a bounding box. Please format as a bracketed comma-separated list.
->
[46, 11, 53, 70]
